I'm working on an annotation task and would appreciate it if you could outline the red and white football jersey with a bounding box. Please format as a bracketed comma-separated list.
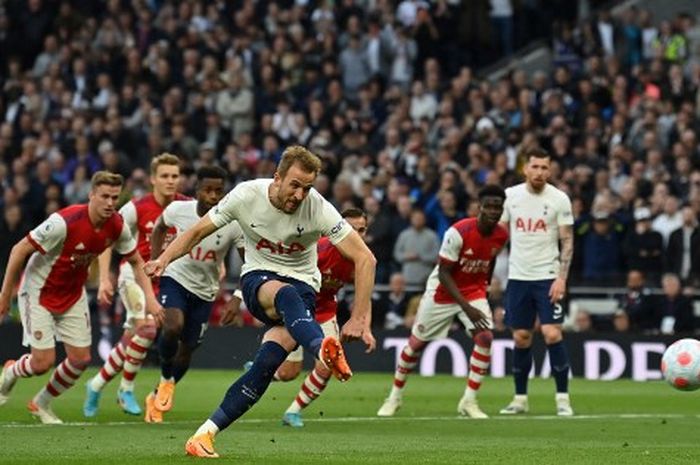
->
[430, 218, 508, 304]
[119, 192, 190, 262]
[24, 204, 136, 314]
[315, 237, 355, 323]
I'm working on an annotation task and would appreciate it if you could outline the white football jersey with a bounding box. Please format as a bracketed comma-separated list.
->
[501, 183, 573, 281]
[208, 179, 352, 291]
[162, 200, 244, 301]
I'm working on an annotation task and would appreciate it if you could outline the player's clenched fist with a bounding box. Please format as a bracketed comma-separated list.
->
[340, 318, 364, 341]
[144, 259, 166, 278]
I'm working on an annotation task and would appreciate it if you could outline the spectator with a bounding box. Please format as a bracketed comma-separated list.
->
[654, 273, 695, 334]
[612, 309, 630, 333]
[580, 211, 624, 282]
[573, 310, 594, 333]
[652, 195, 682, 246]
[393, 208, 440, 285]
[0, 205, 29, 280]
[622, 207, 663, 282]
[617, 270, 654, 331]
[374, 272, 413, 329]
[364, 196, 394, 283]
[665, 205, 700, 285]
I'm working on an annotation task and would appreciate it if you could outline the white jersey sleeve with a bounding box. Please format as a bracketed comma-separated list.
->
[28, 213, 67, 255]
[208, 185, 244, 228]
[317, 196, 352, 245]
[438, 226, 463, 262]
[557, 194, 574, 226]
[114, 221, 137, 256]
[119, 201, 138, 237]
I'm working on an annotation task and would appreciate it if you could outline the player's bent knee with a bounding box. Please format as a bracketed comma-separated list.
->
[67, 355, 91, 370]
[135, 322, 158, 340]
[474, 330, 493, 348]
[408, 334, 428, 352]
[30, 357, 55, 375]
[541, 325, 563, 345]
[513, 330, 533, 347]
[276, 364, 301, 382]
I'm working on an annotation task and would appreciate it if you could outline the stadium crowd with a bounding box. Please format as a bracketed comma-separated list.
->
[1, 0, 700, 334]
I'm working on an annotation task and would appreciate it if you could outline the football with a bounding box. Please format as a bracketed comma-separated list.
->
[661, 338, 700, 391]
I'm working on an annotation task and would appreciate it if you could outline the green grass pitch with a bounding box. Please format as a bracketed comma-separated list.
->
[1, 369, 698, 464]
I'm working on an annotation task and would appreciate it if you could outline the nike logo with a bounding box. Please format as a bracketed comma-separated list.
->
[250, 223, 257, 228]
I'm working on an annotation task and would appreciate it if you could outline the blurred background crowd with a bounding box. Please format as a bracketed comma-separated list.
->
[1, 0, 700, 335]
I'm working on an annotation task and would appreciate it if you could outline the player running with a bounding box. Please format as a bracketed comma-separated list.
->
[0, 172, 163, 424]
[499, 148, 575, 416]
[84, 153, 187, 417]
[275, 207, 376, 428]
[142, 166, 245, 423]
[377, 185, 508, 419]
[145, 146, 376, 458]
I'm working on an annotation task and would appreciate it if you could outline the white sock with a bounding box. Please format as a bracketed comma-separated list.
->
[160, 376, 175, 383]
[555, 392, 570, 402]
[195, 419, 220, 437]
[514, 394, 528, 403]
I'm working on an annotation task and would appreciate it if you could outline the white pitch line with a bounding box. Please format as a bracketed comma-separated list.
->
[0, 413, 692, 428]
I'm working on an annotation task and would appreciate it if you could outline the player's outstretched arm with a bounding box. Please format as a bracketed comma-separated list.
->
[336, 230, 377, 343]
[96, 247, 115, 306]
[145, 214, 218, 277]
[0, 238, 37, 317]
[126, 252, 164, 326]
[438, 260, 489, 331]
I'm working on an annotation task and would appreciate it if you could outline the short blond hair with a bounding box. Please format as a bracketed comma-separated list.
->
[277, 145, 321, 177]
[91, 171, 124, 189]
[150, 153, 181, 175]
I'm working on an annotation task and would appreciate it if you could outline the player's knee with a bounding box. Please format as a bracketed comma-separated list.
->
[474, 330, 493, 348]
[135, 322, 157, 341]
[408, 334, 427, 352]
[276, 364, 301, 382]
[162, 320, 184, 340]
[513, 331, 532, 347]
[67, 354, 91, 370]
[30, 355, 55, 375]
[541, 326, 563, 345]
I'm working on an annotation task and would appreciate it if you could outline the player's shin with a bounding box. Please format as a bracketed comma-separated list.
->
[390, 337, 425, 398]
[512, 346, 532, 395]
[34, 358, 88, 407]
[547, 340, 570, 393]
[90, 336, 128, 392]
[206, 341, 289, 433]
[286, 365, 331, 414]
[121, 323, 157, 391]
[465, 330, 493, 399]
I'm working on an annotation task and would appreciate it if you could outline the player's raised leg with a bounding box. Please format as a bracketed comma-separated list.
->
[377, 334, 426, 416]
[458, 329, 493, 419]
